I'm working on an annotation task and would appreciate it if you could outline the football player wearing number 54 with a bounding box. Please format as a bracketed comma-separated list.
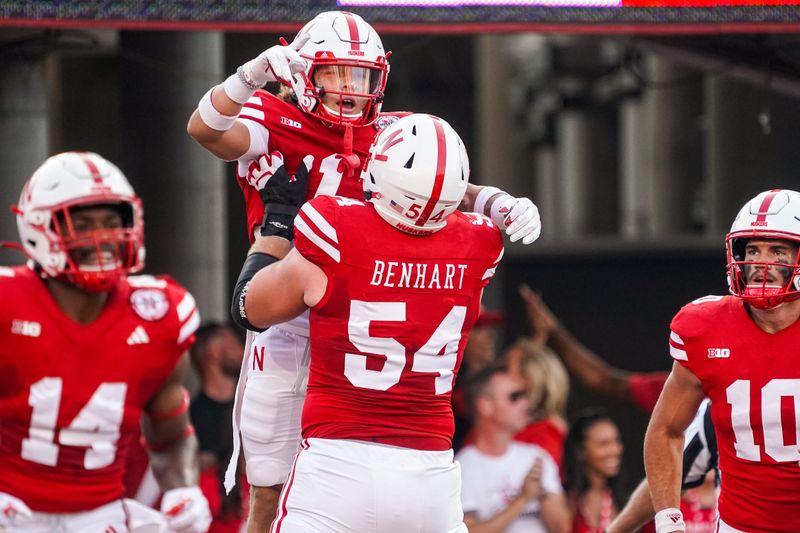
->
[230, 114, 502, 532]
[645, 189, 800, 533]
[0, 152, 210, 533]
[186, 10, 542, 532]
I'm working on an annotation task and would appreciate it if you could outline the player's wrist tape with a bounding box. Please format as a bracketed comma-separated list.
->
[198, 88, 237, 131]
[260, 204, 300, 240]
[474, 186, 507, 217]
[654, 508, 685, 533]
[222, 68, 259, 105]
[230, 252, 279, 332]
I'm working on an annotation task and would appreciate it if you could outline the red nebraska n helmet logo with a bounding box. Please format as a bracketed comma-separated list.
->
[374, 129, 403, 162]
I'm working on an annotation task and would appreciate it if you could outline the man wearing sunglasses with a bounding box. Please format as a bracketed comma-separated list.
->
[457, 364, 571, 533]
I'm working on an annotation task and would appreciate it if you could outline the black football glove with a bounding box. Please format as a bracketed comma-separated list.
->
[256, 154, 313, 240]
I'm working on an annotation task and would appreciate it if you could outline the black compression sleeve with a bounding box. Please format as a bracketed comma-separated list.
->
[231, 252, 279, 332]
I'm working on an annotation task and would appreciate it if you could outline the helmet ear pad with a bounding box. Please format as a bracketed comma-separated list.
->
[15, 151, 145, 292]
[362, 114, 469, 235]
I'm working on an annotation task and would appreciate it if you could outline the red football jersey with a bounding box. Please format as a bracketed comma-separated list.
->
[294, 196, 504, 451]
[0, 266, 199, 512]
[236, 90, 408, 241]
[669, 295, 800, 533]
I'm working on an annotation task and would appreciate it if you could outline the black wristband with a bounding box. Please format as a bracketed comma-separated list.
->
[260, 204, 301, 239]
[230, 252, 279, 331]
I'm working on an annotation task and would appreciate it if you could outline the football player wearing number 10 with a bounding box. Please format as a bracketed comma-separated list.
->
[0, 152, 211, 533]
[231, 114, 503, 532]
[645, 189, 800, 533]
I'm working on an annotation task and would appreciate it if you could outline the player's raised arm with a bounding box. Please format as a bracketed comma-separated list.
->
[186, 34, 309, 161]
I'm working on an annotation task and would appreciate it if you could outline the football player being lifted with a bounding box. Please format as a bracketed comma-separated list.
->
[187, 10, 543, 531]
[0, 152, 211, 533]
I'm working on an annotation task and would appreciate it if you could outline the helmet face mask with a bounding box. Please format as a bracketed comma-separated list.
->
[290, 11, 389, 126]
[15, 152, 145, 293]
[725, 189, 800, 309]
[362, 114, 470, 235]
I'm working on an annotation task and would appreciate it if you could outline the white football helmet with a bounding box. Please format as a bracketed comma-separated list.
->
[726, 189, 800, 309]
[14, 151, 144, 292]
[289, 11, 389, 126]
[362, 114, 469, 235]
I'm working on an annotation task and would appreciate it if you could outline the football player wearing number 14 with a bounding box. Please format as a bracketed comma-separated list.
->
[231, 114, 503, 532]
[0, 152, 211, 533]
[645, 189, 800, 533]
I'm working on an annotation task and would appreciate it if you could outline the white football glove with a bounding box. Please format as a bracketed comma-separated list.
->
[160, 487, 211, 533]
[0, 491, 33, 527]
[247, 151, 286, 191]
[491, 195, 542, 245]
[240, 33, 310, 87]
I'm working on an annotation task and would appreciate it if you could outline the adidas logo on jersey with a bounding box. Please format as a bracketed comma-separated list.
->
[280, 116, 302, 129]
[707, 347, 730, 358]
[127, 325, 150, 345]
[11, 320, 41, 338]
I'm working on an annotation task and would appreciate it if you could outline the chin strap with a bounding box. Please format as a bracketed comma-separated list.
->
[336, 123, 361, 180]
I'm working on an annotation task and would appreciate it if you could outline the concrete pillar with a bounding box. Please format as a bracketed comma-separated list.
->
[0, 54, 49, 249]
[474, 34, 528, 194]
[533, 145, 558, 240]
[620, 55, 703, 238]
[557, 106, 618, 239]
[118, 31, 227, 321]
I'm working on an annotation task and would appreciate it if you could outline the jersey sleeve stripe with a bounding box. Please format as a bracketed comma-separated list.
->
[176, 292, 197, 322]
[295, 216, 341, 263]
[300, 203, 339, 244]
[492, 247, 504, 265]
[481, 266, 497, 281]
[178, 309, 200, 345]
[669, 344, 688, 361]
[669, 329, 688, 360]
[239, 107, 265, 121]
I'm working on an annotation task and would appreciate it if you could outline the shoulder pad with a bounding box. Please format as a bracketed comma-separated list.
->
[670, 295, 725, 342]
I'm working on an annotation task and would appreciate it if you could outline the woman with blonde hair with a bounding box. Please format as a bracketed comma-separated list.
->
[506, 338, 570, 469]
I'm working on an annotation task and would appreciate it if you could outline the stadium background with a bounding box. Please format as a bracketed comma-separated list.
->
[1, 1, 799, 489]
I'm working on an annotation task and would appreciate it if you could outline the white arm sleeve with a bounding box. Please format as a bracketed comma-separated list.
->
[236, 118, 270, 162]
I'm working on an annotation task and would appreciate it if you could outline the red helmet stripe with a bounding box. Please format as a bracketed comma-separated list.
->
[342, 12, 361, 52]
[416, 117, 447, 227]
[755, 189, 781, 224]
[80, 155, 104, 185]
